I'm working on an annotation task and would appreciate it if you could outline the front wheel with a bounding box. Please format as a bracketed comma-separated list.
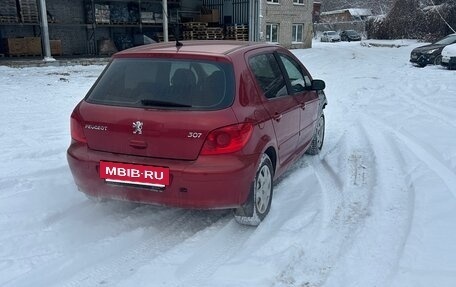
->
[306, 113, 325, 155]
[234, 154, 274, 226]
[417, 56, 427, 67]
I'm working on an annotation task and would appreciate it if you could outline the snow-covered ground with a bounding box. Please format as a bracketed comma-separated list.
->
[1, 40, 455, 287]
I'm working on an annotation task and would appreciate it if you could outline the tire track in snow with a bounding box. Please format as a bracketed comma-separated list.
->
[397, 84, 456, 130]
[323, 116, 415, 287]
[274, 123, 377, 286]
[4, 209, 228, 287]
[60, 210, 228, 287]
[169, 221, 254, 287]
[367, 116, 456, 199]
[131, 169, 323, 287]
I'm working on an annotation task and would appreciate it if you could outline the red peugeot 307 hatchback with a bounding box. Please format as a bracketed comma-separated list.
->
[67, 40, 327, 225]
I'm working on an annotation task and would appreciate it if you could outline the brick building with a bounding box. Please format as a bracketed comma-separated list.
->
[261, 0, 313, 48]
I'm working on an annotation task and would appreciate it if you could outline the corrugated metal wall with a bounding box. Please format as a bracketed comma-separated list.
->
[232, 0, 249, 24]
[202, 0, 249, 24]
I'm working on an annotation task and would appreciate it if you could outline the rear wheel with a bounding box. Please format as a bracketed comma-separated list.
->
[234, 154, 273, 226]
[306, 113, 325, 155]
[434, 55, 442, 65]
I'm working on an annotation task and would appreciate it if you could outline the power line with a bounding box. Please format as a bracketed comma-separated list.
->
[428, 0, 456, 33]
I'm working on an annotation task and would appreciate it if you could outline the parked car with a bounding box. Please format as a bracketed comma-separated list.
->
[67, 41, 328, 226]
[321, 31, 341, 42]
[441, 42, 456, 70]
[410, 33, 456, 67]
[340, 30, 362, 42]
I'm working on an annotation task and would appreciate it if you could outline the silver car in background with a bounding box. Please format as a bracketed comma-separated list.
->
[321, 31, 341, 42]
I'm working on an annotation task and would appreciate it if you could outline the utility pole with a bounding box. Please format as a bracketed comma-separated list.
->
[163, 0, 168, 42]
[38, 0, 55, 61]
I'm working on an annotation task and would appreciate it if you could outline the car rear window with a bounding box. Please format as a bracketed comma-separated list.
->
[85, 58, 235, 110]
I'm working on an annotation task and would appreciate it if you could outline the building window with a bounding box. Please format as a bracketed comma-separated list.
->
[293, 0, 305, 4]
[292, 24, 303, 43]
[266, 24, 279, 43]
[267, 0, 279, 4]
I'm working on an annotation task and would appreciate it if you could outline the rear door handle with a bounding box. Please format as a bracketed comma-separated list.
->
[273, 113, 283, 122]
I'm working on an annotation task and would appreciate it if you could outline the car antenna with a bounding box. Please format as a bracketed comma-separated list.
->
[159, 1, 183, 48]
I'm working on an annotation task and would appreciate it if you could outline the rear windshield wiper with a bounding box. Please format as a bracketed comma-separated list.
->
[141, 99, 192, 108]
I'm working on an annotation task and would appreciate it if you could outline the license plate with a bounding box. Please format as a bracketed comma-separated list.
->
[100, 161, 169, 187]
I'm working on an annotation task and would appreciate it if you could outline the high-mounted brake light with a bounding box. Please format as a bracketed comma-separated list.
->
[201, 123, 253, 155]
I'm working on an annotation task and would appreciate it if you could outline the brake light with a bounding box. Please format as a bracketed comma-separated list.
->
[201, 123, 253, 155]
[70, 113, 87, 143]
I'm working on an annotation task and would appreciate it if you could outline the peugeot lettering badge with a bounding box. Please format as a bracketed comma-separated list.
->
[132, 121, 143, 134]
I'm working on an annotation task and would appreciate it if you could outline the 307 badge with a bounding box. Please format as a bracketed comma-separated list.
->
[99, 161, 170, 187]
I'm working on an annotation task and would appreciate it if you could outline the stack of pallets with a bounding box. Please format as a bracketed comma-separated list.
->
[110, 3, 135, 24]
[206, 27, 224, 40]
[18, 0, 39, 23]
[94, 4, 110, 24]
[183, 22, 208, 40]
[225, 24, 249, 41]
[0, 0, 18, 23]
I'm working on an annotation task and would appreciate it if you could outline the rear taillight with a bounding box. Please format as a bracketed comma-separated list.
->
[70, 112, 87, 143]
[201, 123, 253, 155]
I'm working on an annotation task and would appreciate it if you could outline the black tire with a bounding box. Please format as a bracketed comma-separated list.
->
[434, 55, 442, 65]
[234, 154, 274, 226]
[306, 113, 325, 155]
[417, 56, 427, 67]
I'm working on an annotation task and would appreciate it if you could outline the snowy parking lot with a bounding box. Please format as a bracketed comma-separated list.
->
[1, 40, 455, 287]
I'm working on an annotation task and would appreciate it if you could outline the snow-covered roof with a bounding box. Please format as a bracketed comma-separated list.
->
[348, 8, 373, 17]
[321, 8, 373, 17]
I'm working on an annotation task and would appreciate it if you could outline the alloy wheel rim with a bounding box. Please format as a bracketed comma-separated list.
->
[255, 165, 272, 214]
[434, 56, 442, 65]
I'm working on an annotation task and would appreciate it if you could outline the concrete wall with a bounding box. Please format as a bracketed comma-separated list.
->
[261, 0, 313, 49]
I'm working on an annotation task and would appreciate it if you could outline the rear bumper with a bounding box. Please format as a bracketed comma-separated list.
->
[67, 142, 258, 209]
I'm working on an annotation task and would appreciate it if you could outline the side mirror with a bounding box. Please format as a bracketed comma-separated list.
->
[311, 79, 325, 91]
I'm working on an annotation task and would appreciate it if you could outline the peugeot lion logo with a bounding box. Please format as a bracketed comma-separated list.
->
[132, 121, 143, 134]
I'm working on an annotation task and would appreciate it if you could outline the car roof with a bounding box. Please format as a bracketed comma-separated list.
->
[113, 40, 275, 59]
[442, 33, 456, 39]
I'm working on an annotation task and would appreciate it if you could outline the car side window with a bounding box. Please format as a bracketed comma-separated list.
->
[278, 54, 307, 93]
[249, 53, 287, 99]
